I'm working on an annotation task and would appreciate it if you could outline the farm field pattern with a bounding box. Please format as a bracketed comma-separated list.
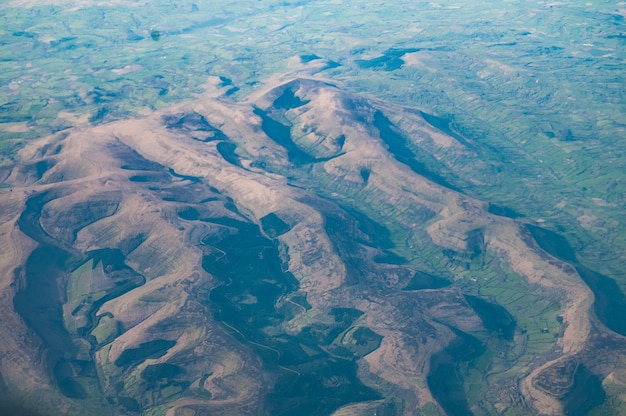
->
[0, 1, 625, 415]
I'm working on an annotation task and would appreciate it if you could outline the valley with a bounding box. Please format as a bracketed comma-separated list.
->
[1, 1, 625, 415]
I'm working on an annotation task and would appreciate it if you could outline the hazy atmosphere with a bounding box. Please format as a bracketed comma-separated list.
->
[0, 1, 625, 415]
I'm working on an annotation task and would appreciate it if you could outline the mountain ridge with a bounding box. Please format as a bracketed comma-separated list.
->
[0, 75, 620, 415]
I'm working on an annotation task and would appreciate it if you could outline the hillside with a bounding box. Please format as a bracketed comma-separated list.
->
[1, 73, 624, 415]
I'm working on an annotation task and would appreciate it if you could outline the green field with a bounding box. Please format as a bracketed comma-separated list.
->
[1, 1, 624, 415]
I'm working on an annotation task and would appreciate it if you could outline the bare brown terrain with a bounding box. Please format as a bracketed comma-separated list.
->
[0, 71, 621, 416]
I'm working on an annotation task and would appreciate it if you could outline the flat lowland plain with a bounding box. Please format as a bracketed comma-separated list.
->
[0, 1, 624, 415]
